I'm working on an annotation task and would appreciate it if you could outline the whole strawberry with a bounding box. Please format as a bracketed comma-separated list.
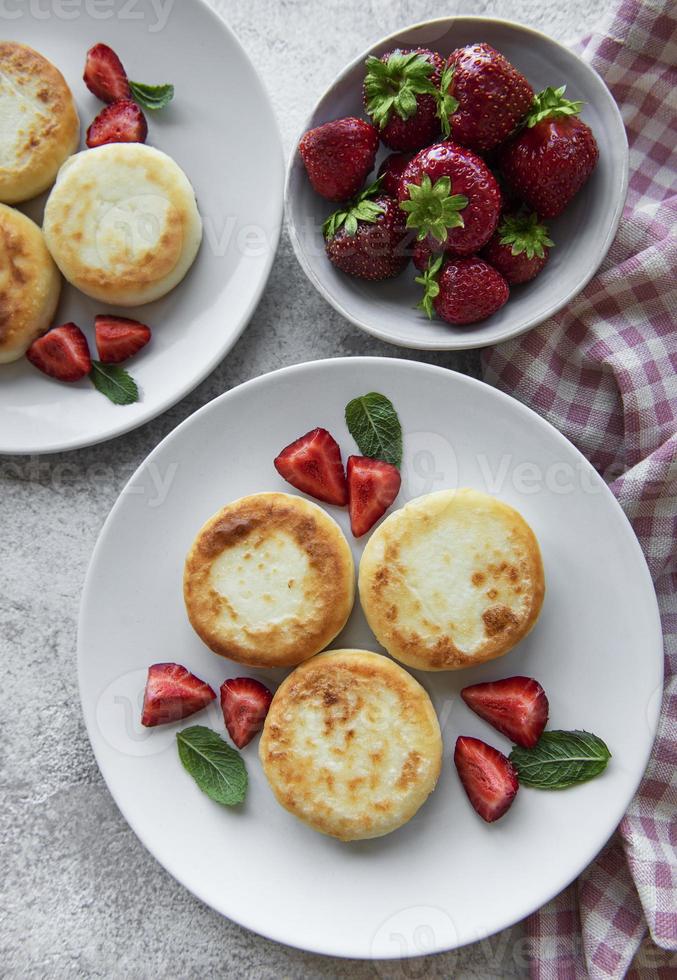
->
[299, 117, 379, 202]
[416, 254, 509, 325]
[377, 152, 413, 197]
[324, 180, 409, 279]
[442, 43, 533, 152]
[499, 86, 599, 218]
[363, 48, 445, 151]
[482, 211, 554, 284]
[398, 141, 501, 255]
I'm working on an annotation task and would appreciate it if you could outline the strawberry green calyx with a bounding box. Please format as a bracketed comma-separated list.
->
[414, 253, 444, 319]
[498, 211, 554, 259]
[525, 85, 584, 127]
[435, 65, 459, 137]
[364, 51, 439, 128]
[399, 175, 468, 243]
[323, 177, 386, 238]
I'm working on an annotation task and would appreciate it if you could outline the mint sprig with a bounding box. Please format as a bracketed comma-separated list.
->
[345, 392, 402, 468]
[177, 726, 247, 806]
[509, 730, 611, 789]
[129, 80, 174, 111]
[323, 177, 385, 238]
[90, 361, 139, 405]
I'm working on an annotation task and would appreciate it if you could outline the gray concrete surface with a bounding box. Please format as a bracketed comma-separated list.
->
[1, 0, 612, 976]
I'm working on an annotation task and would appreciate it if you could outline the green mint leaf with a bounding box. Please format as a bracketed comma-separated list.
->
[177, 726, 247, 806]
[129, 80, 174, 111]
[90, 361, 139, 406]
[509, 730, 611, 790]
[345, 392, 402, 468]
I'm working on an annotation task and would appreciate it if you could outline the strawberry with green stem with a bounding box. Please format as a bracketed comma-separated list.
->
[398, 141, 501, 255]
[416, 254, 509, 326]
[363, 48, 448, 152]
[482, 211, 554, 284]
[439, 43, 533, 152]
[323, 178, 409, 280]
[499, 86, 599, 218]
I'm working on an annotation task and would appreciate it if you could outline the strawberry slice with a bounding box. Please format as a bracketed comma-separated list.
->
[86, 99, 147, 148]
[95, 315, 151, 364]
[347, 455, 401, 537]
[84, 43, 131, 103]
[274, 428, 348, 506]
[26, 323, 92, 382]
[461, 676, 549, 749]
[454, 736, 519, 823]
[220, 677, 273, 748]
[141, 663, 216, 727]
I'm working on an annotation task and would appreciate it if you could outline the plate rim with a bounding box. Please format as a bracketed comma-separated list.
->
[284, 15, 629, 351]
[77, 356, 663, 958]
[0, 0, 284, 456]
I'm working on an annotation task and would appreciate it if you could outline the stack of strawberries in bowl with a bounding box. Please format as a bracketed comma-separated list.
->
[295, 37, 602, 331]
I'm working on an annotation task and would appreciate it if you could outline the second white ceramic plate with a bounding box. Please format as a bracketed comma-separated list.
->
[78, 358, 661, 958]
[0, 0, 283, 454]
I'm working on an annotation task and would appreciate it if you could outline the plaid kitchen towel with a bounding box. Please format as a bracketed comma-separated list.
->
[482, 0, 677, 975]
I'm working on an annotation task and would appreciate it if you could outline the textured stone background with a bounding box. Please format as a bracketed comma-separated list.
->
[1, 1, 613, 977]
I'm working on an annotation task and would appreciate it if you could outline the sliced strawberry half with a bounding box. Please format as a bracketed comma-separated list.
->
[141, 663, 216, 727]
[84, 43, 131, 103]
[461, 676, 549, 749]
[26, 323, 91, 382]
[220, 677, 273, 748]
[86, 99, 147, 148]
[95, 315, 151, 364]
[347, 455, 401, 537]
[454, 736, 519, 823]
[274, 427, 348, 506]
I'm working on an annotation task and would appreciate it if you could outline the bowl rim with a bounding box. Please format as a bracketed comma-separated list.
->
[285, 15, 629, 352]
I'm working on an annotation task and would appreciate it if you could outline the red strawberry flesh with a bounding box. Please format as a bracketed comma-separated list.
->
[26, 323, 92, 382]
[221, 677, 273, 748]
[347, 455, 401, 537]
[86, 98, 148, 148]
[454, 735, 519, 822]
[274, 427, 348, 506]
[299, 117, 379, 202]
[83, 43, 131, 103]
[461, 676, 549, 748]
[95, 315, 151, 364]
[141, 663, 216, 727]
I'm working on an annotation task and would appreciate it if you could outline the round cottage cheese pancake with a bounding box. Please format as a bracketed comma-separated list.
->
[0, 42, 79, 204]
[43, 143, 202, 306]
[359, 488, 545, 671]
[259, 649, 442, 841]
[184, 493, 355, 668]
[0, 203, 61, 363]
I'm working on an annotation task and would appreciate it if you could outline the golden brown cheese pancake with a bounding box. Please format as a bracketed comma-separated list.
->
[259, 649, 442, 840]
[0, 203, 61, 363]
[43, 143, 202, 306]
[359, 488, 545, 670]
[184, 493, 355, 667]
[0, 42, 79, 204]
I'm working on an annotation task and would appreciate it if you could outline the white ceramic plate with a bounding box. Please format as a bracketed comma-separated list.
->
[78, 358, 661, 958]
[286, 17, 628, 351]
[0, 0, 283, 455]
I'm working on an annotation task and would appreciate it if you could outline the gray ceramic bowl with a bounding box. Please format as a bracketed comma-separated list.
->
[285, 17, 628, 350]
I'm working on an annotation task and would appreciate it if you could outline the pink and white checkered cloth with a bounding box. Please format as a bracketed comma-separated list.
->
[482, 0, 676, 975]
